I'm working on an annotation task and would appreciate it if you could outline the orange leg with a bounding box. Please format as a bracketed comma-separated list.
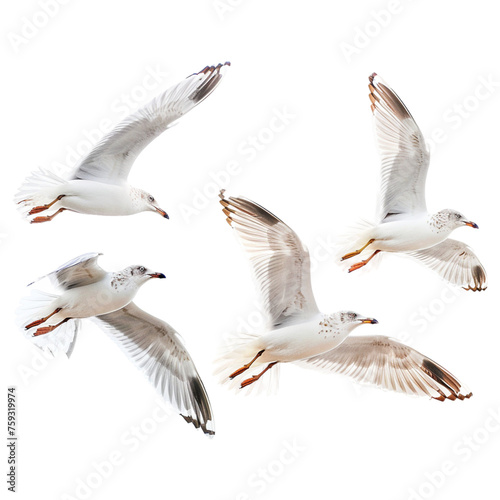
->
[33, 317, 71, 337]
[31, 208, 67, 224]
[229, 350, 265, 379]
[28, 195, 65, 215]
[341, 238, 375, 261]
[348, 250, 381, 273]
[240, 361, 278, 389]
[25, 307, 62, 330]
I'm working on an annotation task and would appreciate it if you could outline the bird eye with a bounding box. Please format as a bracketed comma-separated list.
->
[148, 195, 154, 203]
[138, 266, 146, 273]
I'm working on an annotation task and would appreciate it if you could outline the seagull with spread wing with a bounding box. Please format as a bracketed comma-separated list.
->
[340, 73, 486, 291]
[216, 191, 472, 401]
[15, 62, 230, 223]
[18, 253, 214, 435]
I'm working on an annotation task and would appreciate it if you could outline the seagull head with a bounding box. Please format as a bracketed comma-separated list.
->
[139, 190, 169, 219]
[122, 265, 166, 285]
[335, 311, 378, 332]
[436, 209, 479, 230]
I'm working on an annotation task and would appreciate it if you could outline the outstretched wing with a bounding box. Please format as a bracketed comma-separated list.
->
[93, 302, 214, 436]
[30, 252, 106, 290]
[369, 73, 430, 220]
[407, 239, 487, 291]
[220, 190, 319, 327]
[72, 62, 230, 185]
[298, 335, 472, 401]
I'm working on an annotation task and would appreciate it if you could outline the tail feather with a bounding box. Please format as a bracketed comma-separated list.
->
[17, 289, 79, 358]
[335, 219, 379, 270]
[214, 331, 280, 396]
[15, 168, 67, 218]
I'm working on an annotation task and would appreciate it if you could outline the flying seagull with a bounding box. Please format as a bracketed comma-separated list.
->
[18, 253, 214, 435]
[216, 191, 472, 401]
[15, 62, 230, 223]
[340, 73, 486, 291]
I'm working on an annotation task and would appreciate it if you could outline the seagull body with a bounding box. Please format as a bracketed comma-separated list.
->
[370, 213, 455, 252]
[22, 253, 165, 332]
[243, 313, 359, 364]
[217, 191, 471, 401]
[41, 273, 136, 320]
[340, 73, 486, 291]
[18, 253, 214, 435]
[36, 181, 144, 217]
[15, 63, 230, 223]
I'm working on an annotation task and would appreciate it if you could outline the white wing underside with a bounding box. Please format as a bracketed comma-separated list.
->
[93, 302, 214, 435]
[407, 239, 487, 291]
[72, 63, 230, 185]
[369, 73, 430, 221]
[297, 335, 472, 401]
[29, 252, 106, 290]
[219, 191, 319, 328]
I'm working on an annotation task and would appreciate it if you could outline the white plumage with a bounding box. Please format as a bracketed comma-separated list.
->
[216, 191, 471, 401]
[298, 336, 472, 401]
[94, 303, 214, 435]
[340, 73, 487, 291]
[15, 63, 230, 223]
[18, 253, 214, 435]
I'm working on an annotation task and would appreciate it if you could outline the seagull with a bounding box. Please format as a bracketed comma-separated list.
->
[340, 73, 487, 291]
[15, 62, 230, 223]
[18, 253, 214, 435]
[216, 191, 472, 401]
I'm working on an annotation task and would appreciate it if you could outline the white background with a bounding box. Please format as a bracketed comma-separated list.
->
[2, 1, 499, 499]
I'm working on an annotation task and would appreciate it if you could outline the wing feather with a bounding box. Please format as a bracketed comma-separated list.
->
[72, 63, 230, 184]
[29, 252, 106, 290]
[369, 73, 430, 220]
[298, 335, 472, 401]
[407, 239, 487, 291]
[93, 302, 214, 435]
[220, 190, 319, 327]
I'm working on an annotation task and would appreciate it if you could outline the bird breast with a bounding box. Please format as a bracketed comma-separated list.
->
[260, 315, 347, 363]
[59, 180, 139, 216]
[60, 278, 138, 319]
[373, 216, 450, 252]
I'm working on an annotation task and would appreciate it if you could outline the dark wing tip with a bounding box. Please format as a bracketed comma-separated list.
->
[179, 376, 215, 436]
[368, 74, 380, 114]
[433, 394, 446, 402]
[464, 265, 487, 292]
[195, 61, 230, 75]
[457, 391, 473, 400]
[181, 414, 215, 436]
[219, 189, 234, 226]
[189, 62, 230, 104]
[368, 73, 412, 121]
[422, 358, 471, 402]
[219, 190, 285, 229]
[463, 286, 488, 292]
[463, 268, 487, 291]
